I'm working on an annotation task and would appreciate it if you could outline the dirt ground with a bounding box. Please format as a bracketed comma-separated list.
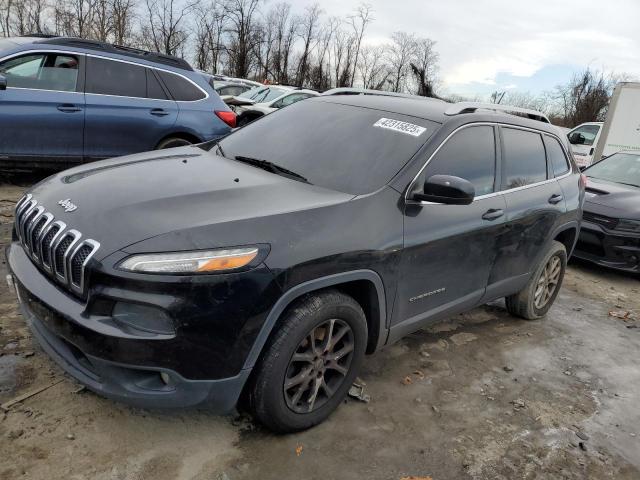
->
[1, 177, 639, 480]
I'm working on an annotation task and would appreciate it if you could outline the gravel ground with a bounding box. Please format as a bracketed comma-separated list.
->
[1, 178, 639, 480]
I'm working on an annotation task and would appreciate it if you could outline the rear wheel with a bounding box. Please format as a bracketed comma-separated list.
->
[248, 290, 367, 433]
[506, 240, 567, 320]
[156, 137, 193, 149]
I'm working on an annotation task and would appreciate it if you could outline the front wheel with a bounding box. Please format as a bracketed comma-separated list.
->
[506, 240, 567, 320]
[248, 290, 367, 433]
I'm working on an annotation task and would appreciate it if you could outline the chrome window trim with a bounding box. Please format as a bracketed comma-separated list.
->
[0, 49, 82, 94]
[405, 122, 573, 206]
[67, 239, 100, 293]
[84, 53, 208, 103]
[0, 49, 207, 102]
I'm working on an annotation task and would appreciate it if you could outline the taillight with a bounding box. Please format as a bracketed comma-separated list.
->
[580, 173, 588, 189]
[215, 110, 236, 128]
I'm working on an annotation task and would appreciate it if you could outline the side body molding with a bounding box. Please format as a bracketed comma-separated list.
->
[242, 269, 388, 370]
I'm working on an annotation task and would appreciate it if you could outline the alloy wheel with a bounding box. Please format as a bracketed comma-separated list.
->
[284, 318, 355, 414]
[534, 254, 562, 309]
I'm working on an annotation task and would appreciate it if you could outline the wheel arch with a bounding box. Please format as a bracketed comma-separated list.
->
[242, 270, 388, 371]
[552, 221, 579, 257]
[155, 131, 203, 149]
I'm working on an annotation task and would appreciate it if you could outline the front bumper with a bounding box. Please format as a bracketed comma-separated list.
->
[573, 221, 640, 273]
[7, 243, 261, 411]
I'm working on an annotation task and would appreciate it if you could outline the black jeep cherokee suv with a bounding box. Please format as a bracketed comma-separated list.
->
[7, 95, 584, 432]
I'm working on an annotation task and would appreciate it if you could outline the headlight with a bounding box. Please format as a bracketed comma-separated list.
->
[118, 247, 259, 274]
[616, 219, 640, 233]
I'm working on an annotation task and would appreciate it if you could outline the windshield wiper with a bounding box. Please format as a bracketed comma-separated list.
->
[233, 156, 310, 184]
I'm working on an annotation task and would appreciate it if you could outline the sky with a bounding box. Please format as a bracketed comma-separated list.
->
[292, 0, 640, 98]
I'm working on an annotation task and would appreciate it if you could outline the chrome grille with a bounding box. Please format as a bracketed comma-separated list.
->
[14, 194, 100, 295]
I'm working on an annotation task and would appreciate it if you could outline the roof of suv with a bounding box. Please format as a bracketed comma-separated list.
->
[315, 95, 560, 136]
[15, 36, 193, 71]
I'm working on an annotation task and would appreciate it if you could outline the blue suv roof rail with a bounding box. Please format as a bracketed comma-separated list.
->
[33, 36, 193, 71]
[445, 102, 551, 124]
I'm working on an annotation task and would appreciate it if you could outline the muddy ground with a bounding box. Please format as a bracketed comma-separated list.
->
[1, 177, 639, 480]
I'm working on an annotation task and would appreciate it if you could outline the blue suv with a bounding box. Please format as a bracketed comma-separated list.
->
[0, 36, 235, 170]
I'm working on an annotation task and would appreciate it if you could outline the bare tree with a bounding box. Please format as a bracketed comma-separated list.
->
[193, 0, 226, 72]
[554, 68, 616, 126]
[92, 0, 112, 41]
[1, 0, 14, 37]
[143, 0, 197, 56]
[224, 0, 261, 78]
[386, 31, 416, 93]
[348, 2, 372, 87]
[358, 45, 390, 89]
[409, 37, 438, 96]
[111, 0, 136, 45]
[294, 3, 321, 86]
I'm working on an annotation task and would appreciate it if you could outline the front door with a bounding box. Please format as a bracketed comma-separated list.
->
[0, 51, 85, 164]
[391, 125, 508, 339]
[83, 56, 178, 159]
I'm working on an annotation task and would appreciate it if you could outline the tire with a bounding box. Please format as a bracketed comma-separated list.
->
[156, 137, 193, 149]
[248, 290, 367, 433]
[506, 240, 567, 320]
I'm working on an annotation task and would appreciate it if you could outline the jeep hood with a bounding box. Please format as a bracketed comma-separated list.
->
[26, 147, 352, 261]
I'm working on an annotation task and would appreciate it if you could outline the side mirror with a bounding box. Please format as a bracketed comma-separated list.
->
[568, 132, 585, 145]
[0, 74, 6, 91]
[412, 174, 475, 205]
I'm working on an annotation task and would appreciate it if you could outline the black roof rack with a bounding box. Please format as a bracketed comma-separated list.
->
[21, 33, 58, 39]
[33, 37, 193, 71]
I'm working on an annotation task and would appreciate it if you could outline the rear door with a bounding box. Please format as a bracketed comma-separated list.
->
[0, 51, 84, 164]
[393, 125, 508, 335]
[84, 56, 178, 159]
[489, 126, 566, 292]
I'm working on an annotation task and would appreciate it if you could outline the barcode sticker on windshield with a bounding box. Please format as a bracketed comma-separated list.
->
[373, 118, 426, 137]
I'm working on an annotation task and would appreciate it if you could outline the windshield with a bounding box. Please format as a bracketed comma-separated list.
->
[238, 86, 287, 102]
[586, 153, 640, 187]
[216, 99, 438, 195]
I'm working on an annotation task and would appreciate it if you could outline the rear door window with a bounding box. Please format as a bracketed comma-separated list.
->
[157, 70, 205, 101]
[146, 69, 168, 100]
[422, 125, 497, 196]
[502, 128, 548, 190]
[86, 57, 146, 98]
[544, 136, 570, 177]
[0, 53, 79, 92]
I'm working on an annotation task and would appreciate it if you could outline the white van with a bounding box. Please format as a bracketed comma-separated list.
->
[567, 122, 603, 167]
[568, 83, 640, 168]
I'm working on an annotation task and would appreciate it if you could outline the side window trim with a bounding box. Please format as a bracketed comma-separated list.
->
[148, 67, 172, 100]
[80, 53, 206, 102]
[543, 134, 571, 177]
[498, 125, 549, 192]
[0, 50, 85, 94]
[406, 122, 572, 205]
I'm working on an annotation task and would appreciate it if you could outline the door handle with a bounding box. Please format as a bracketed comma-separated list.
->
[548, 194, 564, 205]
[482, 208, 504, 221]
[150, 108, 169, 116]
[57, 104, 81, 113]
